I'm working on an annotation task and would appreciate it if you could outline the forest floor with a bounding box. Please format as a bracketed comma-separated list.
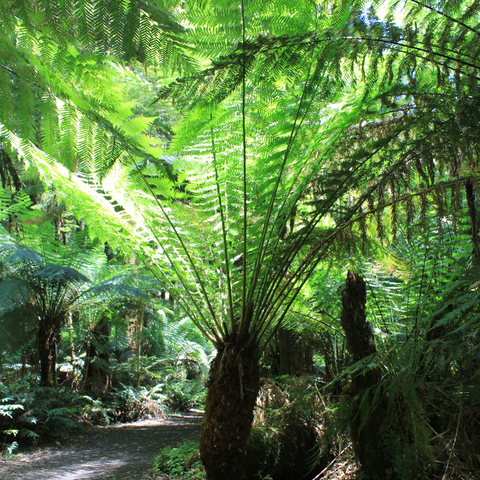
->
[0, 414, 202, 480]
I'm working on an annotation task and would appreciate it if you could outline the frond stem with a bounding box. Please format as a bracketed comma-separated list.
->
[131, 158, 223, 339]
[240, 0, 248, 332]
[408, 0, 480, 37]
[211, 127, 234, 331]
[247, 63, 314, 333]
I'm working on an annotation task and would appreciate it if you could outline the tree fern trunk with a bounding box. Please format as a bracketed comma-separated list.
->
[200, 336, 260, 480]
[0, 149, 22, 192]
[340, 271, 389, 479]
[83, 324, 110, 390]
[67, 311, 76, 384]
[38, 317, 59, 387]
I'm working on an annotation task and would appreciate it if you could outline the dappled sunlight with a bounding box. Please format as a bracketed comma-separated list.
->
[23, 459, 129, 480]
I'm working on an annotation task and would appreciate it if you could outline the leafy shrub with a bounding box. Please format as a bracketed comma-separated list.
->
[105, 384, 165, 422]
[152, 440, 206, 479]
[162, 378, 206, 412]
[0, 380, 108, 452]
[0, 379, 165, 452]
[76, 395, 111, 426]
[108, 354, 206, 413]
[0, 394, 34, 454]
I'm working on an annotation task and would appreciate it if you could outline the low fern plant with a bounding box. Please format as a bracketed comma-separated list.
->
[0, 397, 36, 454]
[0, 380, 111, 451]
[105, 384, 165, 422]
[152, 441, 206, 479]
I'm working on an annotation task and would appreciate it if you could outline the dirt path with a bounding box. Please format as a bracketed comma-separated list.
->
[0, 415, 202, 480]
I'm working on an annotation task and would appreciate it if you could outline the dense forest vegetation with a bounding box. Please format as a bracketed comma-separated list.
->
[1, 0, 479, 479]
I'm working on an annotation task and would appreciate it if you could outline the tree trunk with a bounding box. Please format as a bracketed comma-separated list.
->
[38, 316, 60, 387]
[0, 149, 22, 192]
[67, 311, 76, 385]
[83, 323, 110, 390]
[465, 178, 480, 266]
[340, 271, 388, 479]
[137, 300, 144, 388]
[200, 336, 260, 480]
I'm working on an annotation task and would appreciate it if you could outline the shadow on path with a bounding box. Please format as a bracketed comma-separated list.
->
[0, 415, 202, 480]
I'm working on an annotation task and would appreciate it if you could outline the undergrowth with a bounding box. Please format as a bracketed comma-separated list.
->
[109, 355, 206, 412]
[151, 376, 335, 480]
[0, 379, 166, 454]
[152, 440, 206, 479]
[0, 351, 208, 454]
[245, 376, 333, 480]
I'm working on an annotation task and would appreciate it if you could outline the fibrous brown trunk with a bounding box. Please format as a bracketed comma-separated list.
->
[38, 316, 60, 387]
[340, 271, 388, 479]
[200, 336, 260, 480]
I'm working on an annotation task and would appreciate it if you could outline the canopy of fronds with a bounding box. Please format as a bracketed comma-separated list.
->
[1, 0, 480, 351]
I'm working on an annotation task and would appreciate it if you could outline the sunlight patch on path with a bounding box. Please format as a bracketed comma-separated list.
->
[12, 459, 128, 479]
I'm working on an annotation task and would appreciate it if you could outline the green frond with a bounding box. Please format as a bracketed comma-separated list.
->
[0, 277, 33, 312]
[1, 0, 479, 362]
[1, 247, 44, 270]
[33, 265, 90, 286]
[2, 0, 191, 71]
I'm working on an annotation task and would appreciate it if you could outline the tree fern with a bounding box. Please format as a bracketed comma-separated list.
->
[123, 0, 480, 357]
[1, 0, 480, 476]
